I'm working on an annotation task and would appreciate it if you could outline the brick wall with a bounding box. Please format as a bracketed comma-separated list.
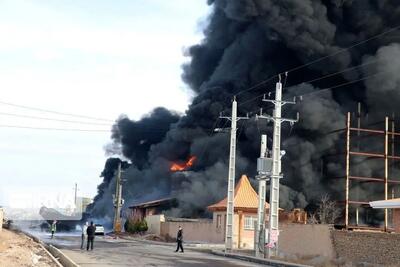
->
[393, 209, 400, 232]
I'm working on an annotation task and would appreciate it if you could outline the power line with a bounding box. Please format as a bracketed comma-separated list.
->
[285, 24, 400, 74]
[0, 124, 184, 133]
[235, 76, 278, 96]
[0, 100, 114, 122]
[0, 112, 112, 126]
[293, 69, 387, 100]
[231, 23, 400, 99]
[0, 125, 110, 132]
[284, 58, 380, 91]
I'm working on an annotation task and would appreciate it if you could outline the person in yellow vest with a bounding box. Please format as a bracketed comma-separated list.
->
[50, 220, 57, 239]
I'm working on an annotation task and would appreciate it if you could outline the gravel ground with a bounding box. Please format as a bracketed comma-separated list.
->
[0, 229, 58, 267]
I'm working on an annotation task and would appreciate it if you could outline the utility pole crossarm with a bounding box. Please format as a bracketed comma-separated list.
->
[257, 114, 299, 124]
[262, 98, 296, 107]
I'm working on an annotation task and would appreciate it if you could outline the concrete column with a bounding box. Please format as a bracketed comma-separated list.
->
[238, 211, 243, 249]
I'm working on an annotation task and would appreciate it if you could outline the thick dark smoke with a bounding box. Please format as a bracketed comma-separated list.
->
[89, 0, 400, 223]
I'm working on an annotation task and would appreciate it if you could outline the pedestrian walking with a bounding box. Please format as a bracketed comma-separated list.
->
[174, 226, 184, 253]
[81, 221, 89, 249]
[50, 220, 57, 239]
[86, 221, 96, 251]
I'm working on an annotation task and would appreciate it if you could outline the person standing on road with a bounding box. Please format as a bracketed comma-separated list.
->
[81, 221, 89, 249]
[175, 226, 184, 253]
[50, 220, 57, 239]
[86, 221, 96, 251]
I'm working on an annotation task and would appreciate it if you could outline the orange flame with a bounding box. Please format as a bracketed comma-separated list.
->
[170, 156, 197, 172]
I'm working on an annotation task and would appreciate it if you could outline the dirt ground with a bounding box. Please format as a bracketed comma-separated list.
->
[0, 229, 58, 267]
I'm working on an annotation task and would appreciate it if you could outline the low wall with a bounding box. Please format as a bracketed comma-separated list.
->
[160, 218, 224, 243]
[332, 230, 400, 265]
[279, 224, 334, 259]
[146, 214, 165, 235]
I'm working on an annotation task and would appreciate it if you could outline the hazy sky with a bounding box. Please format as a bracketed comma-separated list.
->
[0, 0, 210, 209]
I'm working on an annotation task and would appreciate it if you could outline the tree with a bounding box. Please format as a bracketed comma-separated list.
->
[308, 194, 341, 224]
[317, 194, 341, 224]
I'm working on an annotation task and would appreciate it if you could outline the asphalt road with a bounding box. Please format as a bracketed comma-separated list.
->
[42, 233, 267, 267]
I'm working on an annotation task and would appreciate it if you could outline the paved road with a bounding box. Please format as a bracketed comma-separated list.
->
[43, 233, 267, 267]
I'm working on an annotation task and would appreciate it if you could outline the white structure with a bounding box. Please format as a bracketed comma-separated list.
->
[370, 198, 400, 209]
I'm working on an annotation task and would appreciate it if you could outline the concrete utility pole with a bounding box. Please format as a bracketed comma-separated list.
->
[257, 77, 298, 257]
[219, 97, 248, 252]
[255, 134, 272, 258]
[74, 183, 78, 206]
[113, 162, 123, 233]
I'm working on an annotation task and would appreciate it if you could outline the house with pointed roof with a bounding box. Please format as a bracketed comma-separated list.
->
[207, 174, 270, 249]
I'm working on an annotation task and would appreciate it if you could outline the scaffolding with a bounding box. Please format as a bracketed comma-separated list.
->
[344, 111, 400, 231]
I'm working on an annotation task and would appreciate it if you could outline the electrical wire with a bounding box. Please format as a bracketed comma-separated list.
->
[285, 24, 400, 74]
[230, 23, 400, 99]
[292, 70, 387, 100]
[0, 100, 114, 122]
[0, 112, 112, 126]
[235, 76, 278, 97]
[0, 124, 195, 133]
[0, 125, 110, 132]
[283, 58, 381, 93]
[233, 52, 382, 110]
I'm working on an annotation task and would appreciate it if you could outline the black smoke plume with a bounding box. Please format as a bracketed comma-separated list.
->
[88, 1, 400, 224]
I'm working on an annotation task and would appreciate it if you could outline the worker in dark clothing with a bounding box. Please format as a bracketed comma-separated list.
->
[175, 226, 184, 253]
[86, 221, 96, 251]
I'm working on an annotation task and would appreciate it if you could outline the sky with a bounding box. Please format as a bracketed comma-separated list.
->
[0, 0, 210, 214]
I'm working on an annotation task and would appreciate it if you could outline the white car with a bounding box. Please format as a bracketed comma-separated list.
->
[94, 224, 105, 235]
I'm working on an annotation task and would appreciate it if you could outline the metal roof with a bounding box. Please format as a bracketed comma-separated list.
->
[129, 197, 173, 209]
[207, 175, 270, 212]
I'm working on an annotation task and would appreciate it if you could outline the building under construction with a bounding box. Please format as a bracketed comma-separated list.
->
[341, 106, 400, 232]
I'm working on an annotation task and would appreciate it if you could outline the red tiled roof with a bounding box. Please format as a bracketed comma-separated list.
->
[207, 175, 270, 212]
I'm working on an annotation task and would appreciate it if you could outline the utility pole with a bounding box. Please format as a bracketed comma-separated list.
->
[257, 76, 298, 257]
[72, 183, 80, 213]
[74, 183, 78, 206]
[255, 134, 272, 258]
[113, 161, 123, 233]
[219, 97, 248, 252]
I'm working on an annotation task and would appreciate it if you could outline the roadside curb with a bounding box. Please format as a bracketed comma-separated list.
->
[211, 250, 312, 267]
[18, 230, 80, 267]
[47, 245, 80, 267]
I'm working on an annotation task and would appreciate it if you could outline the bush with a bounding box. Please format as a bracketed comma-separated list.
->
[124, 219, 148, 234]
[138, 220, 148, 232]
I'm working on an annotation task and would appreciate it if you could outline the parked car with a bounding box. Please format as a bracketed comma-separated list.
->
[94, 224, 105, 235]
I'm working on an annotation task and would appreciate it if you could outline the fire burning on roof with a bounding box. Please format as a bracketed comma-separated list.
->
[170, 156, 196, 172]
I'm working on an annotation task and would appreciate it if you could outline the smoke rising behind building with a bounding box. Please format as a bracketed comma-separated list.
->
[88, 0, 400, 220]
